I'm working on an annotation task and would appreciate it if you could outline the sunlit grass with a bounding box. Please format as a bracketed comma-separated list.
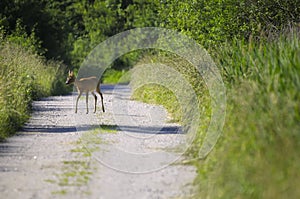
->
[193, 33, 300, 199]
[132, 84, 182, 123]
[0, 41, 68, 140]
[131, 30, 300, 198]
[102, 68, 131, 84]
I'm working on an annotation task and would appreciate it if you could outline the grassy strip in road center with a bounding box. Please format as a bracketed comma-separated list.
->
[46, 125, 118, 196]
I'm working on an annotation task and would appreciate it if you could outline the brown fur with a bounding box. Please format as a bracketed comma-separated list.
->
[66, 70, 105, 114]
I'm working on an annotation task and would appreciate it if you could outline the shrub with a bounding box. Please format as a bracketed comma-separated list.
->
[0, 41, 67, 140]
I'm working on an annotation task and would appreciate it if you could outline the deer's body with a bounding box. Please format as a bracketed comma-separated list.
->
[66, 71, 105, 114]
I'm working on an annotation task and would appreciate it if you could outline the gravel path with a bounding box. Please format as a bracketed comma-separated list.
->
[0, 84, 196, 199]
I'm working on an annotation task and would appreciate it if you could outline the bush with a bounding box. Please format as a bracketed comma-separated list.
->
[0, 41, 67, 140]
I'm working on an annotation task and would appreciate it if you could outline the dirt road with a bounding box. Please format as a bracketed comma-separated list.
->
[0, 84, 196, 199]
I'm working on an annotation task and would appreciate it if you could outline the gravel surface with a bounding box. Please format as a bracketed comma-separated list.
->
[0, 84, 196, 199]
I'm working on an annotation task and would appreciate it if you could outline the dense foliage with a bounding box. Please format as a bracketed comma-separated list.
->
[1, 0, 300, 198]
[1, 0, 298, 66]
[0, 38, 68, 140]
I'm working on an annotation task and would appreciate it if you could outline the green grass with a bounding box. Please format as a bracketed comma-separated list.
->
[51, 189, 68, 195]
[57, 160, 92, 186]
[49, 126, 117, 195]
[102, 68, 131, 84]
[131, 30, 300, 198]
[195, 81, 300, 199]
[130, 53, 210, 121]
[132, 84, 182, 123]
[48, 135, 94, 194]
[193, 33, 300, 199]
[130, 53, 212, 154]
[0, 41, 68, 141]
[99, 125, 118, 133]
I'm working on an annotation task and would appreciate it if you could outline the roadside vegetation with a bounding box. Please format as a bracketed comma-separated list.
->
[0, 30, 68, 140]
[194, 32, 300, 198]
[0, 20, 67, 141]
[1, 0, 300, 198]
[131, 28, 300, 199]
[129, 1, 300, 198]
[130, 32, 300, 198]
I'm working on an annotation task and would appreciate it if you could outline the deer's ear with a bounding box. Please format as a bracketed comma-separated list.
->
[68, 70, 71, 75]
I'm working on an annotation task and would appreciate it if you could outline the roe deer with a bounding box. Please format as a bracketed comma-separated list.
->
[65, 70, 105, 114]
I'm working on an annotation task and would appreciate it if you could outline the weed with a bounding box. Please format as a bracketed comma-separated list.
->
[49, 126, 117, 195]
[131, 30, 300, 198]
[51, 189, 67, 195]
[0, 41, 68, 140]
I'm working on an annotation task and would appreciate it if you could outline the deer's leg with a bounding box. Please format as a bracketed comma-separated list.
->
[91, 91, 97, 113]
[86, 92, 89, 114]
[96, 87, 105, 112]
[75, 91, 82, 113]
[99, 92, 105, 112]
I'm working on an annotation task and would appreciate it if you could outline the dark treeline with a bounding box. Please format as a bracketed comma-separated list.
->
[1, 0, 299, 67]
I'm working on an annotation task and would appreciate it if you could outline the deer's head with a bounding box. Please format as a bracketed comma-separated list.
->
[66, 70, 76, 85]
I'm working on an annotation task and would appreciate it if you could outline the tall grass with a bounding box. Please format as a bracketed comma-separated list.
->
[0, 41, 68, 140]
[193, 32, 300, 199]
[131, 30, 300, 198]
[131, 53, 210, 124]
